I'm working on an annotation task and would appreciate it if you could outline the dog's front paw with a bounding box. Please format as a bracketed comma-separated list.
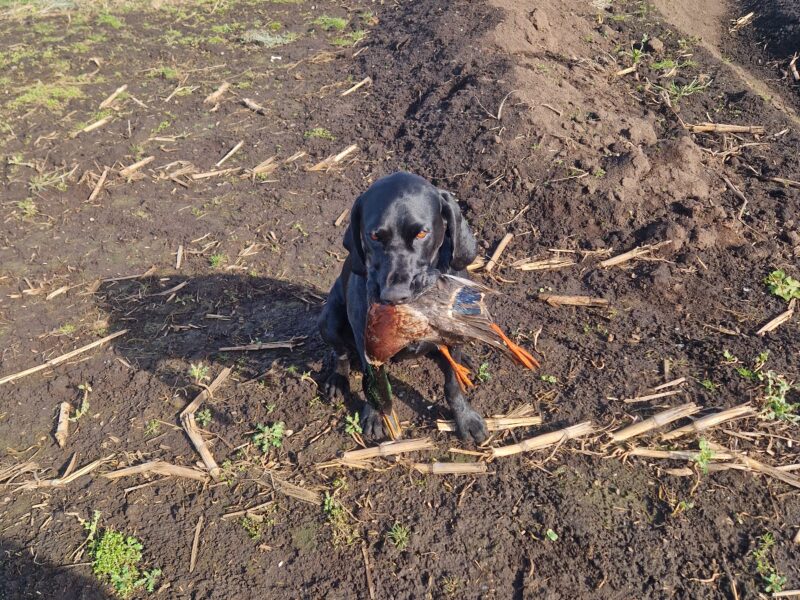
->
[323, 373, 349, 402]
[454, 407, 488, 444]
[360, 402, 386, 440]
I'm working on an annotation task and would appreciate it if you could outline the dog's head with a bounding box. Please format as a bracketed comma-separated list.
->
[343, 172, 477, 304]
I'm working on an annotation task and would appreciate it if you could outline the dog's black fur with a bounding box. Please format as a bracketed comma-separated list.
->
[318, 172, 489, 443]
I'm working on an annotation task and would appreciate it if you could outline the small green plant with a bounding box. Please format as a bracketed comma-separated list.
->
[151, 65, 179, 80]
[85, 512, 161, 597]
[386, 522, 410, 550]
[693, 439, 714, 474]
[304, 127, 335, 140]
[651, 58, 676, 70]
[16, 198, 38, 218]
[323, 492, 359, 546]
[97, 13, 124, 29]
[344, 412, 362, 436]
[71, 383, 92, 421]
[144, 419, 160, 437]
[545, 528, 558, 541]
[240, 516, 262, 540]
[540, 374, 557, 384]
[659, 78, 711, 103]
[753, 532, 786, 593]
[722, 349, 737, 363]
[196, 408, 212, 427]
[189, 362, 210, 384]
[699, 379, 717, 392]
[441, 576, 461, 597]
[252, 422, 286, 452]
[761, 371, 798, 422]
[592, 167, 606, 178]
[332, 30, 366, 47]
[313, 15, 347, 31]
[209, 253, 225, 268]
[765, 269, 800, 301]
[58, 323, 77, 335]
[476, 362, 491, 382]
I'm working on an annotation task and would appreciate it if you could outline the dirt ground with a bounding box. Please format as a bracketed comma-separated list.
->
[0, 0, 798, 598]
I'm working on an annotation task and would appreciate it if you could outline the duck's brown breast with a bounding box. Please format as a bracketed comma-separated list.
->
[366, 304, 432, 364]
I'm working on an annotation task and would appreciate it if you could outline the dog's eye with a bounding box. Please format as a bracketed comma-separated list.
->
[416, 230, 428, 239]
[370, 232, 379, 241]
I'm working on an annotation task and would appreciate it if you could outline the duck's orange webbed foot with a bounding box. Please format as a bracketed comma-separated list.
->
[438, 345, 475, 392]
[489, 323, 540, 369]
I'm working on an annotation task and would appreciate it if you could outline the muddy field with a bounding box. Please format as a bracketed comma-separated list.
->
[0, 0, 799, 598]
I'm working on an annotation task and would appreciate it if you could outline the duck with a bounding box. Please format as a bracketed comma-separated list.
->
[366, 274, 539, 393]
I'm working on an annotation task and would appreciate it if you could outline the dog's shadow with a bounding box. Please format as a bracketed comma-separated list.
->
[97, 273, 439, 428]
[1, 536, 113, 599]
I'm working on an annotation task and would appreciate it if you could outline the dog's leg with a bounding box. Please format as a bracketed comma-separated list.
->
[432, 346, 488, 444]
[318, 278, 352, 402]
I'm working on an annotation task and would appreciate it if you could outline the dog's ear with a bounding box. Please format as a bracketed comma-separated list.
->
[342, 196, 366, 276]
[439, 189, 477, 271]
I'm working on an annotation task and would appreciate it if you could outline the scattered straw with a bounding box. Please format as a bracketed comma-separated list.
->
[0, 329, 128, 386]
[343, 438, 434, 461]
[610, 403, 699, 442]
[485, 233, 514, 272]
[55, 402, 72, 448]
[103, 460, 209, 483]
[437, 416, 542, 432]
[538, 294, 608, 307]
[492, 421, 594, 458]
[599, 240, 672, 268]
[662, 403, 754, 441]
[412, 463, 488, 475]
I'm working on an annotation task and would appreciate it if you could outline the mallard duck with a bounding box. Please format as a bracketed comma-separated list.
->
[366, 274, 539, 393]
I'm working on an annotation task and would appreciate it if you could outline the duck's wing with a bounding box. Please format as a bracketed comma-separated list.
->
[440, 273, 498, 294]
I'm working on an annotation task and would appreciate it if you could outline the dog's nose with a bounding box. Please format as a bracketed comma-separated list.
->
[380, 286, 412, 305]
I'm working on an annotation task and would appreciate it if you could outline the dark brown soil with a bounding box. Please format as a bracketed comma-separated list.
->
[1, 0, 798, 599]
[724, 0, 800, 110]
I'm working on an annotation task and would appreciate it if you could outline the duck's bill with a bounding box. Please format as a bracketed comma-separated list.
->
[382, 409, 402, 440]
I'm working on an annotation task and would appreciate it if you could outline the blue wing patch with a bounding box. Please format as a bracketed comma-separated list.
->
[453, 287, 482, 316]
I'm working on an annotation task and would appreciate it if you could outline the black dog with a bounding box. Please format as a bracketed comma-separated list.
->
[318, 172, 488, 443]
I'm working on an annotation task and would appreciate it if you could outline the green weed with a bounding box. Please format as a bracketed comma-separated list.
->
[196, 408, 212, 427]
[693, 439, 714, 474]
[209, 253, 225, 268]
[699, 379, 717, 392]
[540, 374, 557, 384]
[304, 127, 335, 140]
[344, 412, 362, 436]
[760, 371, 798, 422]
[477, 362, 491, 382]
[332, 30, 365, 47]
[58, 323, 76, 335]
[313, 15, 347, 31]
[386, 522, 410, 550]
[252, 422, 285, 452]
[10, 81, 84, 112]
[144, 419, 160, 437]
[753, 532, 786, 593]
[71, 383, 91, 421]
[84, 512, 161, 597]
[323, 492, 359, 546]
[545, 528, 558, 541]
[240, 516, 262, 540]
[16, 198, 38, 218]
[765, 269, 800, 301]
[658, 78, 711, 103]
[97, 13, 124, 29]
[188, 362, 210, 384]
